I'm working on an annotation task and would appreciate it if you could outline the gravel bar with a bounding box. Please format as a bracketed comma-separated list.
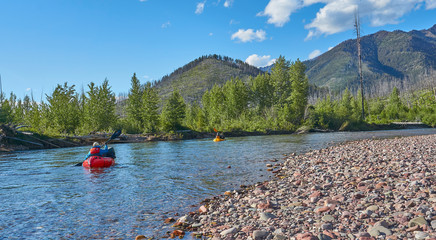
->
[167, 134, 436, 240]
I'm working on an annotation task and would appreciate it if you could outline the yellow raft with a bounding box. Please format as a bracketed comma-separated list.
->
[213, 137, 226, 142]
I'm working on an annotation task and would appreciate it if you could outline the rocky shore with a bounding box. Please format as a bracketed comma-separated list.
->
[167, 134, 436, 240]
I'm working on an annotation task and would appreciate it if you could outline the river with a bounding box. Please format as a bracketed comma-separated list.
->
[1, 128, 435, 239]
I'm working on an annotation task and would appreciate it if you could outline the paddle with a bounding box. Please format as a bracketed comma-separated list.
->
[74, 130, 122, 166]
[213, 128, 225, 139]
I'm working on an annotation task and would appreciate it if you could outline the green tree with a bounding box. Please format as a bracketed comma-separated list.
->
[202, 84, 225, 129]
[384, 87, 405, 120]
[338, 88, 353, 120]
[46, 82, 81, 134]
[185, 103, 204, 131]
[141, 82, 160, 133]
[96, 79, 117, 130]
[126, 73, 143, 130]
[289, 59, 309, 125]
[83, 79, 117, 131]
[222, 77, 249, 120]
[249, 73, 273, 114]
[0, 99, 12, 124]
[161, 90, 186, 132]
[270, 56, 291, 107]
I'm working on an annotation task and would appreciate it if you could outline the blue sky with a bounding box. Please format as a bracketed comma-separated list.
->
[1, 0, 435, 100]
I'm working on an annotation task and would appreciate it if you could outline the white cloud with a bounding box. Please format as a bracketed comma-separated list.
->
[229, 19, 239, 25]
[196, 2, 206, 14]
[139, 0, 147, 2]
[209, 32, 214, 36]
[304, 0, 435, 39]
[245, 54, 276, 67]
[425, 0, 436, 9]
[224, 0, 234, 7]
[258, 0, 303, 27]
[231, 29, 267, 42]
[143, 75, 150, 79]
[26, 88, 31, 92]
[328, 46, 333, 50]
[258, 0, 436, 39]
[161, 21, 171, 28]
[308, 49, 322, 59]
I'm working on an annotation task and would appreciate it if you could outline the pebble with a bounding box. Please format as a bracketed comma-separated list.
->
[260, 212, 276, 221]
[414, 231, 429, 239]
[321, 215, 335, 222]
[253, 230, 268, 239]
[180, 135, 436, 240]
[432, 220, 436, 230]
[220, 227, 237, 236]
[408, 216, 429, 227]
[369, 225, 392, 236]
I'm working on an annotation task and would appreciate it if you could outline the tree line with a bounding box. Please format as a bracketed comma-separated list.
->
[1, 56, 435, 136]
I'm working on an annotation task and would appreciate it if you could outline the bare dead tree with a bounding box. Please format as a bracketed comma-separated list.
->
[354, 9, 365, 120]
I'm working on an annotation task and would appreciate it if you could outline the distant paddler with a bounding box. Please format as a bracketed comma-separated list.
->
[213, 128, 226, 142]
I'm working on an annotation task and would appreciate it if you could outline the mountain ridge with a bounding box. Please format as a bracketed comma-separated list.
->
[153, 55, 262, 103]
[152, 24, 436, 104]
[303, 24, 436, 95]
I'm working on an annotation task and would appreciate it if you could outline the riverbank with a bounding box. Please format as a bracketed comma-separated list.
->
[1, 122, 432, 152]
[167, 134, 436, 239]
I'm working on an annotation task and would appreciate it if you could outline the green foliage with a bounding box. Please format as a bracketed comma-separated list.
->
[126, 73, 143, 131]
[81, 80, 117, 132]
[46, 82, 81, 134]
[248, 73, 273, 114]
[289, 59, 309, 125]
[141, 82, 160, 133]
[154, 55, 263, 105]
[0, 99, 13, 124]
[384, 87, 407, 120]
[4, 50, 435, 136]
[222, 77, 249, 120]
[160, 90, 186, 132]
[304, 25, 436, 94]
[270, 56, 291, 107]
[201, 84, 225, 129]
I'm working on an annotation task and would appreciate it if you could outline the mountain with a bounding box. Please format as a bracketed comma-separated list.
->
[303, 24, 436, 95]
[259, 65, 273, 73]
[153, 55, 263, 104]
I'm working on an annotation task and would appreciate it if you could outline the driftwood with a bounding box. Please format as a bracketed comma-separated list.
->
[4, 136, 44, 147]
[20, 133, 61, 148]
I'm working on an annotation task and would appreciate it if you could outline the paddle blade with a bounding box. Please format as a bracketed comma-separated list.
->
[105, 129, 122, 145]
[213, 128, 218, 132]
[110, 129, 122, 140]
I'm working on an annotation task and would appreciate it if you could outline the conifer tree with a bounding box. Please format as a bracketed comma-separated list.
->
[161, 90, 186, 132]
[289, 59, 309, 125]
[0, 99, 12, 124]
[222, 77, 249, 120]
[46, 82, 80, 134]
[126, 73, 143, 131]
[96, 79, 117, 130]
[141, 82, 160, 133]
[249, 73, 273, 114]
[83, 79, 117, 131]
[270, 56, 291, 107]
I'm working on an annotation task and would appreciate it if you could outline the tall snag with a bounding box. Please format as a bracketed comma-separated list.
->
[355, 9, 365, 120]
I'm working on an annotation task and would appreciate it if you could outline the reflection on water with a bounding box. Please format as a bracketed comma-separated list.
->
[0, 128, 435, 238]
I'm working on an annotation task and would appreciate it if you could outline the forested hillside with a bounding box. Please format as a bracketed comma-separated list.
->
[303, 24, 436, 96]
[153, 55, 263, 104]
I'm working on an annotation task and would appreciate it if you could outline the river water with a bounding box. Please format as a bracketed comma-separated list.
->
[1, 129, 436, 239]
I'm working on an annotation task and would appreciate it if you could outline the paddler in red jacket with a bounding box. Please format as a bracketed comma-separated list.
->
[85, 142, 109, 159]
